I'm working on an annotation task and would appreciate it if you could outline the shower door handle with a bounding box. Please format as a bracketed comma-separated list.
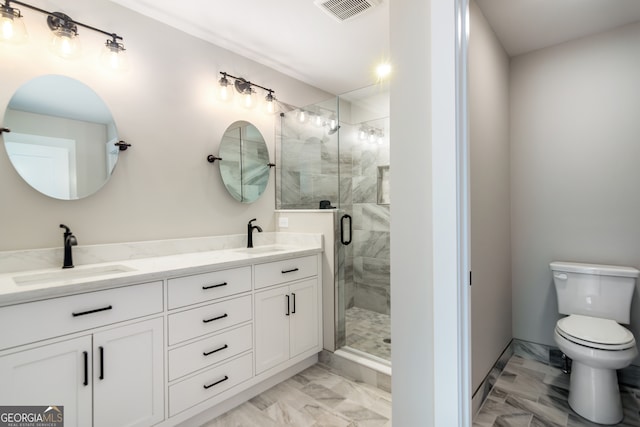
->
[341, 214, 352, 245]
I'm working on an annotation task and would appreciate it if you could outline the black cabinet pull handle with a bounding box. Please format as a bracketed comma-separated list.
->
[202, 282, 227, 290]
[286, 294, 290, 316]
[203, 344, 228, 357]
[83, 351, 88, 386]
[282, 268, 299, 274]
[204, 375, 229, 389]
[292, 293, 296, 314]
[72, 305, 113, 317]
[203, 313, 228, 323]
[99, 346, 104, 380]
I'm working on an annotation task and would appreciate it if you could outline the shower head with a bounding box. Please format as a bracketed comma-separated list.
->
[327, 125, 340, 135]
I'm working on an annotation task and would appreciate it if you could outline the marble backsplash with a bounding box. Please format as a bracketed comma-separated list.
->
[0, 232, 322, 274]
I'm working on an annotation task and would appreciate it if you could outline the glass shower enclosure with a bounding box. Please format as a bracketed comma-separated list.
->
[277, 83, 391, 364]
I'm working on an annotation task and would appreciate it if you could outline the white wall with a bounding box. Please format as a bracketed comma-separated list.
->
[0, 0, 329, 251]
[469, 0, 512, 392]
[390, 0, 434, 423]
[391, 0, 468, 425]
[511, 22, 640, 364]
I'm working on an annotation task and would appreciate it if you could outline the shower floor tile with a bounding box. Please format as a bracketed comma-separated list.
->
[346, 306, 391, 361]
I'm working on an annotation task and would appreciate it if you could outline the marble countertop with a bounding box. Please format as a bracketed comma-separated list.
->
[0, 233, 323, 307]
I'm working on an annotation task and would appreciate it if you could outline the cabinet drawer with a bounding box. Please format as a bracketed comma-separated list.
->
[168, 324, 252, 381]
[169, 352, 253, 416]
[0, 282, 163, 350]
[254, 255, 318, 289]
[167, 266, 251, 309]
[168, 295, 252, 345]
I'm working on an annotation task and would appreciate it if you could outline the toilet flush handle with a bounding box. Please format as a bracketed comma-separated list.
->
[554, 273, 568, 280]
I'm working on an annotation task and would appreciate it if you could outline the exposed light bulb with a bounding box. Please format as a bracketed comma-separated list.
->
[0, 6, 27, 43]
[314, 114, 323, 127]
[264, 91, 276, 114]
[1, 16, 12, 39]
[329, 117, 337, 131]
[298, 110, 307, 123]
[217, 75, 233, 102]
[100, 39, 128, 71]
[50, 27, 80, 59]
[368, 130, 376, 143]
[242, 88, 254, 109]
[359, 128, 367, 140]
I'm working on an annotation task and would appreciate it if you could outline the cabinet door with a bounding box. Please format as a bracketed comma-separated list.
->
[93, 317, 164, 427]
[0, 336, 92, 427]
[254, 286, 290, 374]
[289, 278, 319, 358]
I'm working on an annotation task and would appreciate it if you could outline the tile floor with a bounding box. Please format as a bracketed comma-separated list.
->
[202, 363, 392, 426]
[345, 307, 391, 362]
[474, 355, 640, 427]
[203, 351, 640, 426]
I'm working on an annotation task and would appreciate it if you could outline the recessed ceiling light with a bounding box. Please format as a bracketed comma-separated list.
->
[376, 62, 392, 79]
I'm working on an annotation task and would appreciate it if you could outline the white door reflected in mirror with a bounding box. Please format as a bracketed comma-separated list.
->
[5, 134, 76, 199]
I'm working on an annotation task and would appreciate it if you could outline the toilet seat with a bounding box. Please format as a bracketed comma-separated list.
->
[556, 314, 635, 351]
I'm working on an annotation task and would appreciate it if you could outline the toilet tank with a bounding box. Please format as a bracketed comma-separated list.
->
[551, 261, 639, 324]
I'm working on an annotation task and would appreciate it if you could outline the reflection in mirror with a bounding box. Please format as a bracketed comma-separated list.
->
[219, 121, 270, 203]
[2, 75, 119, 200]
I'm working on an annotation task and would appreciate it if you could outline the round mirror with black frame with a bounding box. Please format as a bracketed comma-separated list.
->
[218, 120, 270, 203]
[2, 75, 120, 200]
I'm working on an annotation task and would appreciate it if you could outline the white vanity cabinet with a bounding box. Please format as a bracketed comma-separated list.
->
[0, 336, 92, 426]
[0, 242, 323, 427]
[254, 256, 320, 374]
[0, 282, 164, 427]
[166, 266, 255, 417]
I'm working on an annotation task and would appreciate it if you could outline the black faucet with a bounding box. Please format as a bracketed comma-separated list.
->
[247, 218, 263, 248]
[60, 224, 78, 269]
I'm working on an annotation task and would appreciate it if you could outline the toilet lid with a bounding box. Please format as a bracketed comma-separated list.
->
[557, 314, 635, 349]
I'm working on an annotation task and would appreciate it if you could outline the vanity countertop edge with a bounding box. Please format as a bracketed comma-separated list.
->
[0, 240, 323, 307]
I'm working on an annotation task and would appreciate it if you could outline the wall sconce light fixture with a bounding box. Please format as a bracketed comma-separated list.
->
[295, 107, 339, 135]
[359, 124, 384, 144]
[218, 71, 278, 114]
[0, 0, 127, 70]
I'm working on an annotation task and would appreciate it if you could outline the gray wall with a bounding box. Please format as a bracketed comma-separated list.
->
[469, 0, 512, 392]
[0, 0, 329, 251]
[511, 22, 640, 364]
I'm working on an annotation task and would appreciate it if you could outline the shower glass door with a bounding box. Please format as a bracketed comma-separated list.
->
[278, 82, 390, 364]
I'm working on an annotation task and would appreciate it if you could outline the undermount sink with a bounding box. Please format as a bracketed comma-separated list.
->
[13, 265, 136, 286]
[234, 245, 288, 255]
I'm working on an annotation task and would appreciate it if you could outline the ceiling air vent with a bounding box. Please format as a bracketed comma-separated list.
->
[314, 0, 381, 23]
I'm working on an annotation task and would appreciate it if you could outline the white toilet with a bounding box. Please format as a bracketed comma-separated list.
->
[551, 261, 639, 425]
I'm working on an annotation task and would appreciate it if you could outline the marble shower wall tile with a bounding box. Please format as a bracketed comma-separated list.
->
[352, 176, 377, 204]
[354, 283, 389, 315]
[353, 230, 390, 259]
[353, 204, 390, 233]
[353, 257, 390, 289]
